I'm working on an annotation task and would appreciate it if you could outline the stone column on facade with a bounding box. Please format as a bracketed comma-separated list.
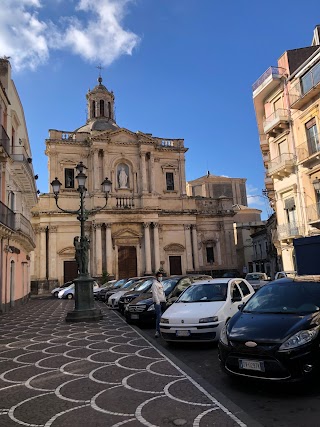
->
[140, 152, 147, 193]
[39, 227, 47, 279]
[153, 222, 160, 272]
[105, 223, 113, 276]
[93, 149, 99, 190]
[150, 153, 156, 194]
[184, 225, 193, 272]
[143, 222, 152, 274]
[95, 223, 103, 276]
[179, 157, 187, 195]
[216, 239, 222, 265]
[48, 226, 57, 279]
[191, 225, 199, 271]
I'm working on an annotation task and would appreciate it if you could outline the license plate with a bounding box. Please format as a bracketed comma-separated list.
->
[130, 314, 139, 320]
[239, 359, 265, 372]
[176, 330, 191, 337]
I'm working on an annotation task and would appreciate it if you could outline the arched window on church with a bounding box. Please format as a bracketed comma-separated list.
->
[91, 101, 96, 118]
[100, 100, 105, 117]
[108, 102, 111, 119]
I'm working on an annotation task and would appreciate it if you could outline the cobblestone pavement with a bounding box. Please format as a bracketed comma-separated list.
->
[0, 299, 251, 427]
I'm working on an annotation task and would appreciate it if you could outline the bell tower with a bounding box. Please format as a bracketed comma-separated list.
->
[86, 76, 115, 123]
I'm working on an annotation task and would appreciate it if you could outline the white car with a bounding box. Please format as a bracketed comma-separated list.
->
[58, 281, 99, 299]
[51, 281, 73, 298]
[160, 278, 254, 342]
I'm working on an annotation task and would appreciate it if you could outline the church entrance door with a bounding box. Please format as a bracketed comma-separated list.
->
[169, 256, 182, 275]
[64, 261, 78, 283]
[118, 246, 137, 279]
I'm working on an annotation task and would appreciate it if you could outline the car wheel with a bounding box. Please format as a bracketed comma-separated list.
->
[53, 291, 59, 298]
[66, 294, 73, 299]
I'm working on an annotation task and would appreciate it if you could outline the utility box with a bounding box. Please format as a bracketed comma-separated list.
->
[293, 235, 320, 275]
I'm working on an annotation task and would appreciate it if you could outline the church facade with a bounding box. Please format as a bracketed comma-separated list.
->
[31, 77, 261, 289]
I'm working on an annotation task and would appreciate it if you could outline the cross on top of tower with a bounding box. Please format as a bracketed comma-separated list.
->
[96, 64, 104, 84]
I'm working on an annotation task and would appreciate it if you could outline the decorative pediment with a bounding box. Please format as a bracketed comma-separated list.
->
[58, 246, 75, 256]
[112, 228, 142, 248]
[164, 243, 185, 253]
[113, 228, 141, 239]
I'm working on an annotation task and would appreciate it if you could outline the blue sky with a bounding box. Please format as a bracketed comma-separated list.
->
[2, 0, 319, 219]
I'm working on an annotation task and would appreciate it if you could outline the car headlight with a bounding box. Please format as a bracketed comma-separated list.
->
[161, 318, 169, 324]
[147, 304, 155, 311]
[279, 327, 319, 351]
[219, 324, 229, 346]
[199, 316, 218, 323]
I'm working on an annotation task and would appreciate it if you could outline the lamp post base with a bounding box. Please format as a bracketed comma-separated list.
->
[66, 308, 103, 322]
[65, 274, 103, 322]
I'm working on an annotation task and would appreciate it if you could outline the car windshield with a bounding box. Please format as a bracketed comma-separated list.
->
[134, 279, 153, 291]
[162, 278, 180, 295]
[243, 282, 320, 314]
[113, 279, 128, 288]
[177, 283, 227, 302]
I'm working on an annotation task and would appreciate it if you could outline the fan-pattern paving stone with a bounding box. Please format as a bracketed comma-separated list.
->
[0, 299, 247, 427]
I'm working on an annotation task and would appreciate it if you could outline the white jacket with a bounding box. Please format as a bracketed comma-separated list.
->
[151, 279, 166, 304]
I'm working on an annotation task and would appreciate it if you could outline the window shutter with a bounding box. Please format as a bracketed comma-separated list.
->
[284, 198, 295, 210]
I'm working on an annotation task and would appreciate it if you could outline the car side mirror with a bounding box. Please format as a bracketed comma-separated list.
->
[238, 303, 245, 311]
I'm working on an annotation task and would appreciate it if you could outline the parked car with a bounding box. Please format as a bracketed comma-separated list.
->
[94, 280, 117, 299]
[97, 278, 128, 301]
[58, 281, 99, 299]
[108, 277, 154, 310]
[118, 278, 154, 314]
[218, 277, 320, 382]
[104, 277, 148, 303]
[125, 274, 213, 325]
[274, 271, 296, 280]
[159, 278, 254, 342]
[51, 281, 73, 298]
[245, 272, 270, 291]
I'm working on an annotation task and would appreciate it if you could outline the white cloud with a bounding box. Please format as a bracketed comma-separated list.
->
[0, 0, 140, 71]
[246, 184, 265, 207]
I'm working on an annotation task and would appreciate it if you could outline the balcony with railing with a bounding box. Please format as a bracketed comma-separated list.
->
[265, 175, 274, 191]
[296, 133, 320, 168]
[253, 67, 284, 99]
[263, 109, 290, 137]
[0, 125, 10, 158]
[306, 202, 320, 228]
[267, 153, 296, 178]
[277, 222, 304, 240]
[0, 201, 15, 230]
[260, 138, 269, 152]
[289, 61, 320, 109]
[115, 196, 135, 209]
[15, 213, 36, 243]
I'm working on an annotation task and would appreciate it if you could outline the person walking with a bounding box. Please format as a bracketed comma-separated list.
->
[151, 271, 166, 338]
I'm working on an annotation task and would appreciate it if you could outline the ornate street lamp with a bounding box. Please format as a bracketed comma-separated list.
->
[51, 162, 112, 322]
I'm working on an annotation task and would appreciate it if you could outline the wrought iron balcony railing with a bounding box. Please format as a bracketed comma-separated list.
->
[15, 213, 35, 242]
[0, 125, 10, 156]
[277, 222, 303, 240]
[289, 61, 320, 106]
[0, 201, 15, 230]
[296, 133, 320, 163]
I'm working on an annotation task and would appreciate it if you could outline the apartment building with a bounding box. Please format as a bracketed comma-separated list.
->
[252, 26, 320, 271]
[0, 59, 38, 312]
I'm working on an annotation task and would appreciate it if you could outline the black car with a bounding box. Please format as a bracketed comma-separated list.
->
[118, 277, 154, 313]
[124, 274, 212, 325]
[97, 278, 128, 301]
[218, 277, 320, 382]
